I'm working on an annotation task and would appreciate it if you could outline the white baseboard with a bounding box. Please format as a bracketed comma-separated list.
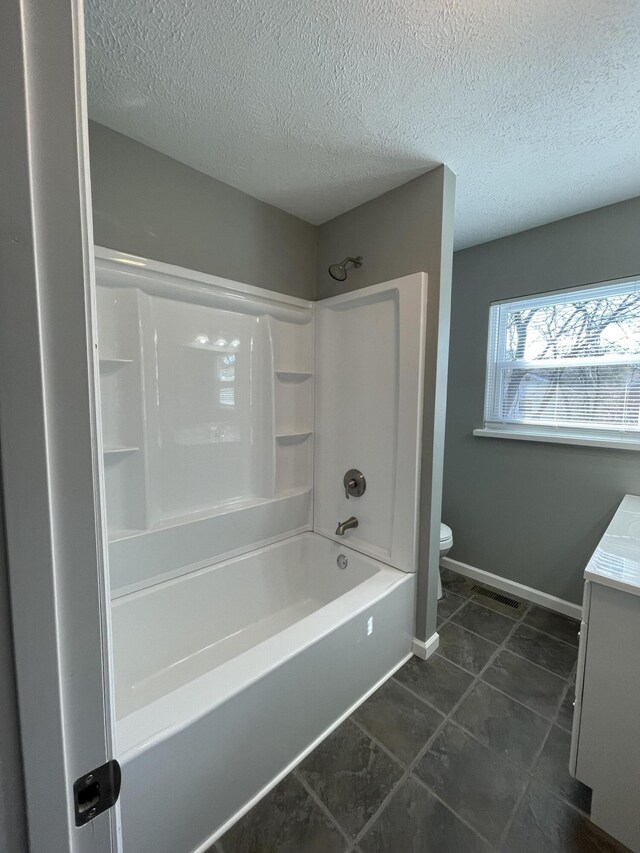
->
[440, 557, 582, 620]
[412, 631, 439, 660]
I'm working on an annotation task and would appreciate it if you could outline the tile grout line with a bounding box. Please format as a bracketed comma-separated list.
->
[350, 649, 497, 849]
[505, 623, 581, 661]
[439, 625, 503, 660]
[496, 714, 557, 849]
[446, 608, 540, 720]
[436, 594, 470, 625]
[441, 592, 579, 661]
[363, 588, 570, 843]
[516, 623, 580, 650]
[292, 767, 356, 848]
[294, 712, 427, 847]
[422, 600, 546, 849]
[534, 775, 595, 820]
[444, 576, 586, 848]
[350, 769, 412, 846]
[435, 594, 525, 638]
[437, 619, 578, 682]
[461, 597, 570, 732]
[437, 634, 572, 683]
[452, 714, 552, 774]
[395, 600, 546, 849]
[351, 707, 452, 846]
[496, 776, 533, 851]
[361, 578, 582, 851]
[292, 600, 523, 850]
[475, 675, 567, 724]
[496, 714, 597, 846]
[372, 614, 529, 841]
[389, 670, 457, 713]
[296, 664, 572, 853]
[378, 613, 533, 849]
[222, 574, 580, 851]
[442, 580, 581, 644]
[340, 620, 513, 846]
[349, 716, 421, 771]
[450, 605, 580, 651]
[396, 598, 575, 745]
[330, 716, 600, 850]
[409, 771, 499, 850]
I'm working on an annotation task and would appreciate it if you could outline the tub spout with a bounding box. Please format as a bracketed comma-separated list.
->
[335, 516, 358, 536]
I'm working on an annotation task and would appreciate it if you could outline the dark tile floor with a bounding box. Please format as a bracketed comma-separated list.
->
[214, 569, 630, 853]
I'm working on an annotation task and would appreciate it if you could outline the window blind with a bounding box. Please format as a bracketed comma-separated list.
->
[483, 278, 640, 437]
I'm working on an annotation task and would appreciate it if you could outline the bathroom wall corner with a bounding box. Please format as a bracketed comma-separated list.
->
[316, 164, 457, 642]
[415, 166, 456, 642]
[88, 121, 318, 301]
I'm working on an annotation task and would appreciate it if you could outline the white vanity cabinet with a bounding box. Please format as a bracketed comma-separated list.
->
[570, 494, 640, 853]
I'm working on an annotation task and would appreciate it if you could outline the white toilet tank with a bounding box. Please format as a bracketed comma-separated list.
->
[438, 523, 453, 601]
[440, 522, 453, 556]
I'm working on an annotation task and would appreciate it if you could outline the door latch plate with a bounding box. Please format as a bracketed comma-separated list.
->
[73, 759, 121, 826]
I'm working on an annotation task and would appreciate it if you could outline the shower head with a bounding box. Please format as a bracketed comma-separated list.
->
[328, 256, 363, 281]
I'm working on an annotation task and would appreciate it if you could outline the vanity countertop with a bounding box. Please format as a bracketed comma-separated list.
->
[584, 494, 640, 596]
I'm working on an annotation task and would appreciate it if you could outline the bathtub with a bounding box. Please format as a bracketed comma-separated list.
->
[112, 531, 415, 853]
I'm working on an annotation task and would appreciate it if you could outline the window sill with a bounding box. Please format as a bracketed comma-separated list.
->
[473, 428, 640, 452]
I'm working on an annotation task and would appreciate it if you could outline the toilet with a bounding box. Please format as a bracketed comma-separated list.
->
[438, 522, 453, 599]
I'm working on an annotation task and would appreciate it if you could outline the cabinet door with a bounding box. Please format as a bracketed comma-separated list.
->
[574, 582, 640, 852]
[569, 580, 590, 775]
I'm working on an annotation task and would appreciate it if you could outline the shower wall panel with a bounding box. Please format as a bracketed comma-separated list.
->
[314, 274, 427, 573]
[95, 248, 314, 595]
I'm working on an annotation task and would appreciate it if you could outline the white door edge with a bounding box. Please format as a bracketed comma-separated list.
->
[0, 1, 119, 851]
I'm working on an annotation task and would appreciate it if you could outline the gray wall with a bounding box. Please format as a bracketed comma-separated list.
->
[89, 125, 457, 639]
[0, 469, 28, 853]
[444, 196, 640, 604]
[318, 166, 457, 641]
[89, 122, 317, 300]
[1, 3, 33, 845]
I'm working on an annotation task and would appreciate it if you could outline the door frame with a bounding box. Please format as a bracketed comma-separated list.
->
[0, 1, 118, 851]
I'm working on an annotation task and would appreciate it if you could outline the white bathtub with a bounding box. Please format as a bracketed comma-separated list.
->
[112, 532, 414, 853]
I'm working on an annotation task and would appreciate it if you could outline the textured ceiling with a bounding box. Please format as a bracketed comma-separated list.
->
[85, 0, 640, 249]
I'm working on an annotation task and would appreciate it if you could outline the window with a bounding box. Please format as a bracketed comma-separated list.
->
[476, 277, 640, 449]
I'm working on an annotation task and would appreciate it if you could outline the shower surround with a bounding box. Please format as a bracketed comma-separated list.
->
[95, 247, 428, 853]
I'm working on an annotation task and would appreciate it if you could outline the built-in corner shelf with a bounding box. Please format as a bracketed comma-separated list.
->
[276, 431, 313, 443]
[100, 356, 133, 368]
[274, 485, 312, 500]
[103, 446, 140, 458]
[273, 356, 313, 495]
[108, 528, 145, 543]
[275, 370, 312, 381]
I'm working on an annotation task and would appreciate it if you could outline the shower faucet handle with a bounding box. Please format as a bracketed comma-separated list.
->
[343, 469, 366, 499]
